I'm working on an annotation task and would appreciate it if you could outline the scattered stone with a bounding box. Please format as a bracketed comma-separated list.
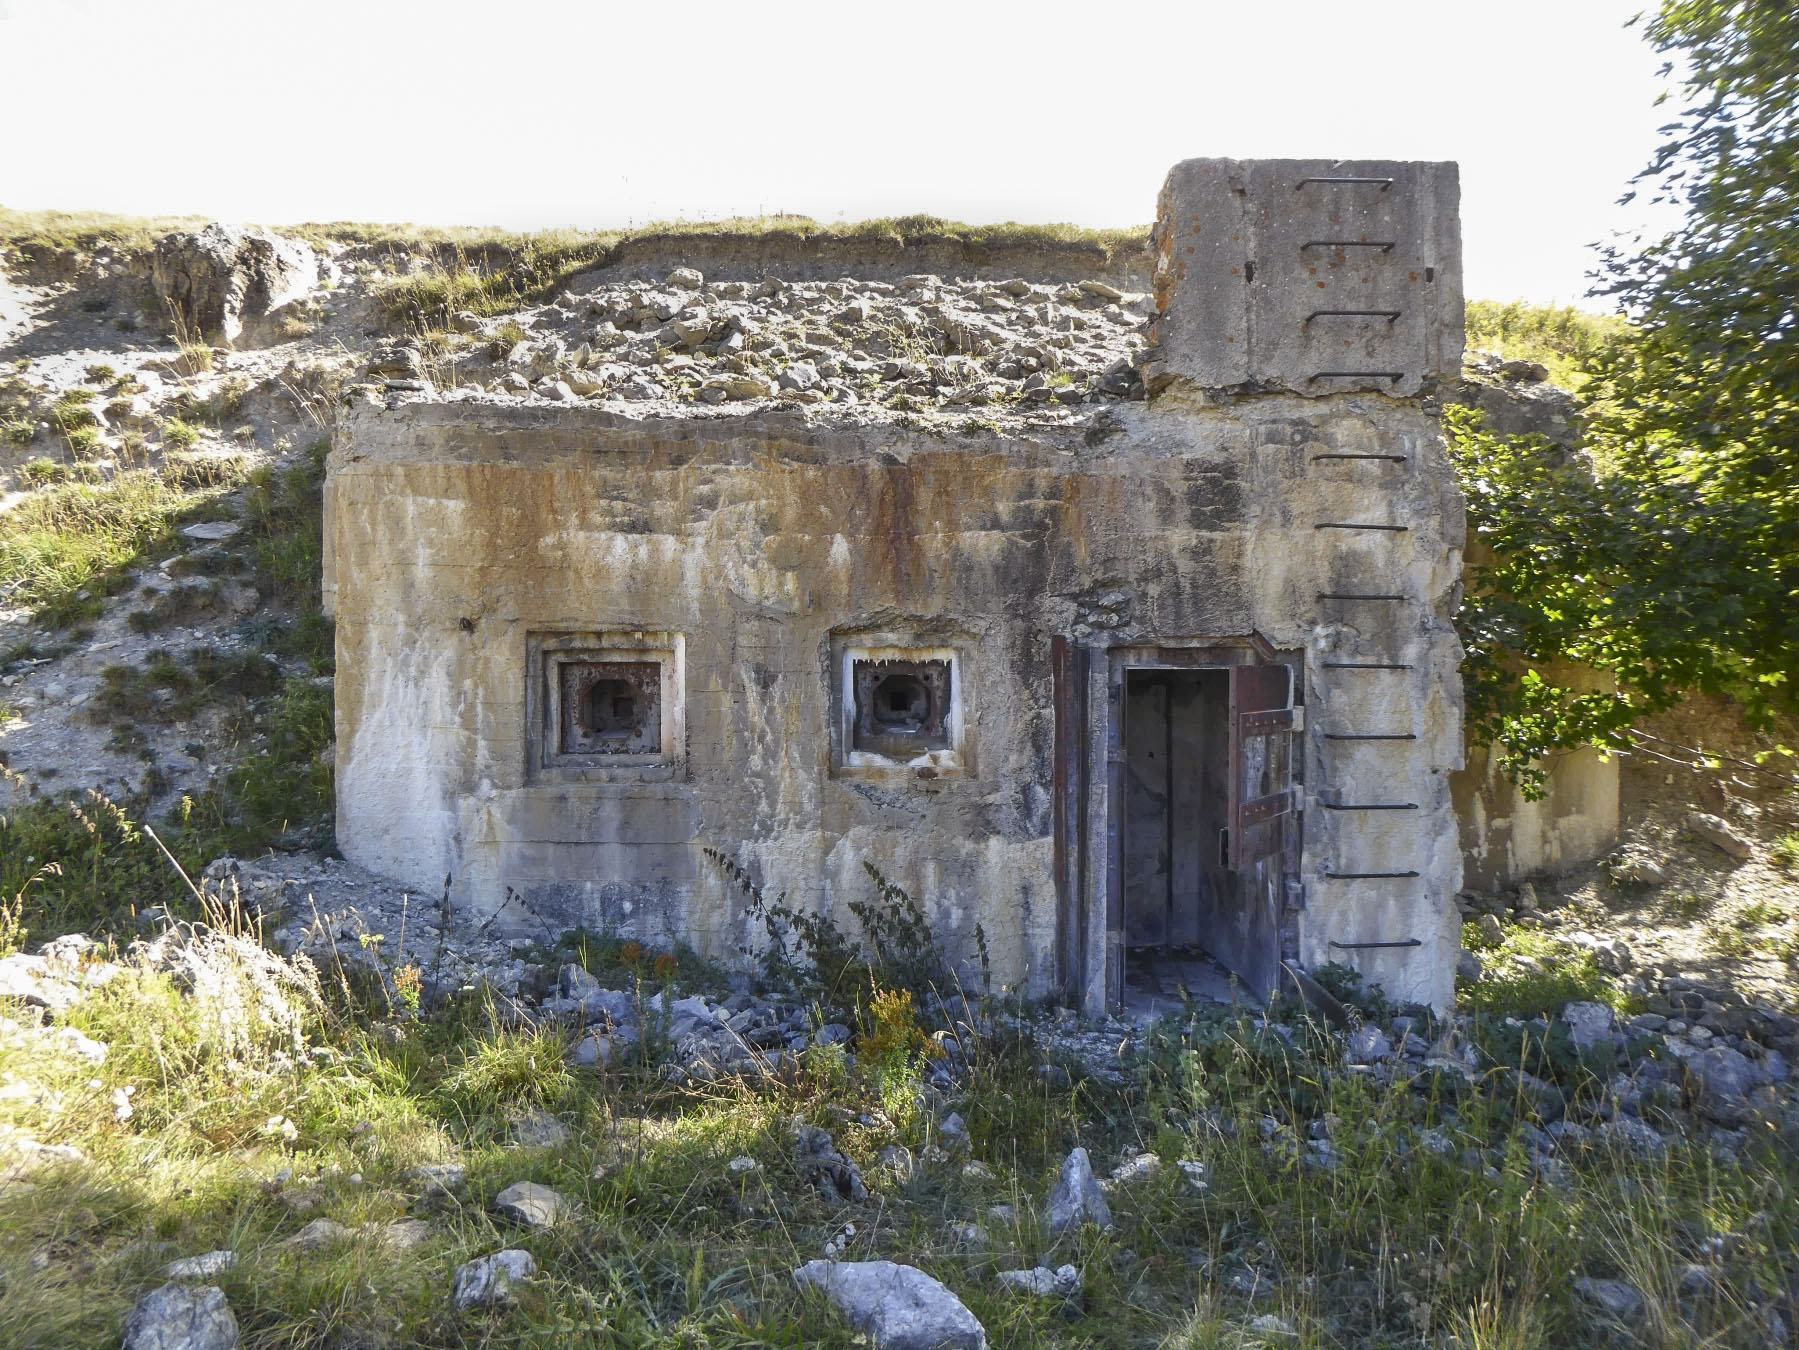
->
[492, 1180, 570, 1229]
[179, 521, 242, 543]
[1347, 1026, 1391, 1064]
[372, 1219, 432, 1251]
[945, 1220, 987, 1248]
[700, 372, 776, 401]
[166, 1250, 236, 1281]
[450, 311, 483, 333]
[1686, 1044, 1765, 1105]
[936, 1111, 969, 1154]
[1456, 950, 1485, 981]
[997, 1264, 1080, 1297]
[1475, 913, 1505, 946]
[1045, 1146, 1112, 1232]
[123, 1282, 239, 1350]
[283, 1218, 352, 1252]
[452, 1249, 537, 1310]
[961, 1160, 994, 1181]
[1688, 812, 1752, 860]
[405, 1163, 466, 1197]
[877, 1144, 916, 1179]
[48, 1025, 108, 1064]
[573, 1031, 613, 1069]
[793, 1259, 987, 1350]
[1573, 1276, 1645, 1321]
[1105, 1152, 1161, 1188]
[1611, 855, 1667, 886]
[1562, 1002, 1615, 1052]
[507, 1110, 571, 1148]
[815, 1022, 853, 1048]
[795, 1124, 869, 1203]
[1079, 280, 1124, 301]
[666, 267, 704, 291]
[1248, 1313, 1298, 1337]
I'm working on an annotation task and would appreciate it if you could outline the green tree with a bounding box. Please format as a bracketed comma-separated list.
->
[1455, 1, 1798, 793]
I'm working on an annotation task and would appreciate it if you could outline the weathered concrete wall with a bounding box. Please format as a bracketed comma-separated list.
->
[331, 387, 1464, 1008]
[1452, 661, 1621, 891]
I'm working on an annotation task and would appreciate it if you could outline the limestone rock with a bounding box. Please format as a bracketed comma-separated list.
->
[283, 1218, 352, 1251]
[1456, 950, 1485, 982]
[1688, 812, 1752, 860]
[795, 1124, 868, 1203]
[1685, 1044, 1765, 1105]
[453, 1248, 537, 1309]
[165, 1250, 236, 1281]
[793, 1259, 987, 1350]
[666, 267, 704, 291]
[1347, 1027, 1391, 1064]
[507, 1110, 571, 1148]
[405, 1163, 466, 1197]
[1574, 1276, 1645, 1321]
[151, 224, 318, 347]
[700, 372, 776, 401]
[1475, 913, 1504, 946]
[1045, 1146, 1112, 1232]
[997, 1264, 1080, 1297]
[492, 1180, 570, 1228]
[1562, 1002, 1615, 1052]
[122, 1283, 239, 1350]
[371, 1218, 432, 1251]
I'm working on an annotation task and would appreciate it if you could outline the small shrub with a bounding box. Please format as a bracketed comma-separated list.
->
[17, 457, 65, 487]
[104, 397, 134, 421]
[51, 390, 97, 431]
[3, 418, 35, 445]
[84, 363, 117, 383]
[64, 425, 104, 458]
[161, 418, 202, 450]
[1771, 832, 1799, 874]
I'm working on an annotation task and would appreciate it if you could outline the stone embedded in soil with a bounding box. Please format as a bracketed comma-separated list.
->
[284, 1218, 353, 1251]
[1562, 1002, 1615, 1052]
[997, 1264, 1080, 1297]
[492, 1180, 570, 1229]
[1687, 811, 1753, 860]
[122, 1282, 239, 1350]
[165, 1250, 236, 1281]
[453, 1248, 537, 1309]
[1574, 1276, 1645, 1321]
[1045, 1146, 1112, 1232]
[793, 1259, 987, 1350]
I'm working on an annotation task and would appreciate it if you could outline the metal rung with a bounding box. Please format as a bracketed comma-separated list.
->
[1325, 870, 1420, 879]
[1306, 309, 1401, 322]
[1311, 371, 1404, 383]
[1329, 938, 1421, 951]
[1318, 593, 1406, 602]
[1322, 801, 1418, 811]
[1324, 733, 1417, 741]
[1313, 454, 1407, 463]
[1296, 177, 1393, 190]
[1323, 662, 1412, 669]
[1303, 240, 1395, 252]
[1315, 522, 1409, 532]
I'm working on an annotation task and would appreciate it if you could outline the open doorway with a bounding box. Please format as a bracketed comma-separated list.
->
[1122, 668, 1240, 1009]
[1117, 661, 1296, 1013]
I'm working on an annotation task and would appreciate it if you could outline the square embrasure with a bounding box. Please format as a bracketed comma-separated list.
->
[527, 632, 683, 781]
[852, 657, 952, 757]
[557, 660, 660, 755]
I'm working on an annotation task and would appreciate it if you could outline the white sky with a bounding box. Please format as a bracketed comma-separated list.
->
[0, 0, 1680, 309]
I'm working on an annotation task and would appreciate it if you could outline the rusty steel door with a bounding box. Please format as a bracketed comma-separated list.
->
[1218, 662, 1299, 994]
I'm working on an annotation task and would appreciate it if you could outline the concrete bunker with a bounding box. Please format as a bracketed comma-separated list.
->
[327, 157, 1467, 1013]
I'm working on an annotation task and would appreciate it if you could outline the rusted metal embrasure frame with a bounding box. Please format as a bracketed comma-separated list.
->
[559, 660, 660, 754]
